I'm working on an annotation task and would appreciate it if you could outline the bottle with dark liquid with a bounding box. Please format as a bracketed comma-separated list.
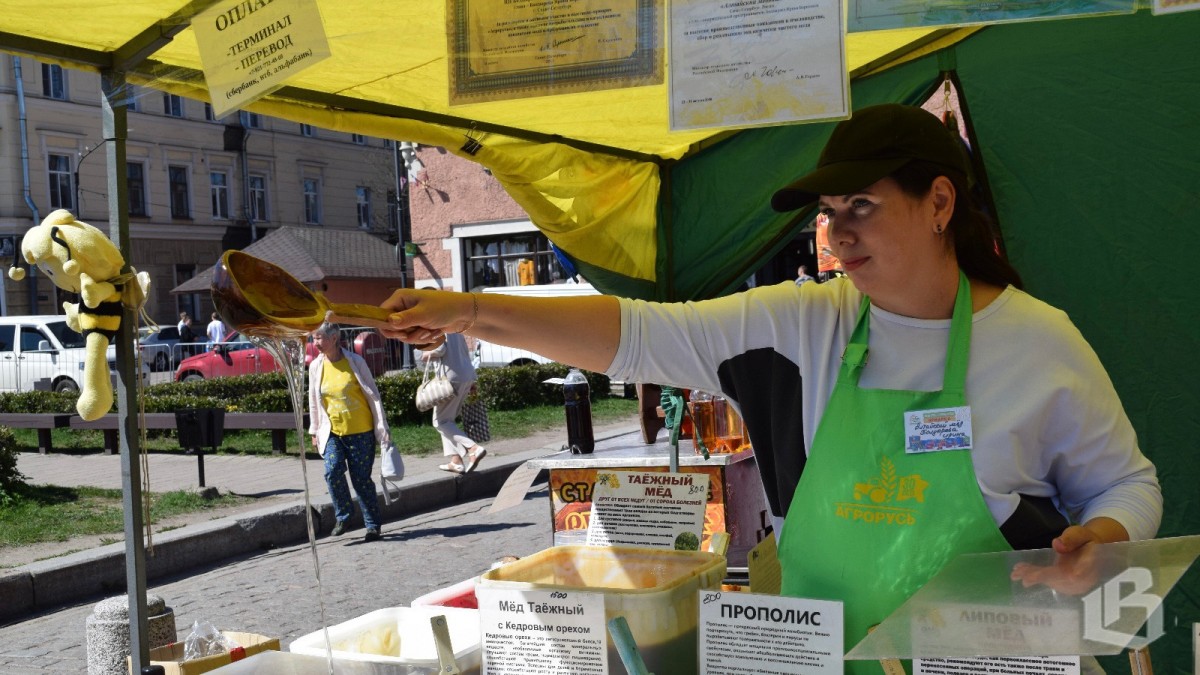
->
[563, 369, 594, 454]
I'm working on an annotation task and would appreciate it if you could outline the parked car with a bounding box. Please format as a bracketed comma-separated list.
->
[0, 315, 148, 393]
[174, 329, 390, 382]
[473, 283, 599, 367]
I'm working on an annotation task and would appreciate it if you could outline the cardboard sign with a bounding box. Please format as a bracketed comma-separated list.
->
[586, 470, 708, 551]
[193, 0, 331, 119]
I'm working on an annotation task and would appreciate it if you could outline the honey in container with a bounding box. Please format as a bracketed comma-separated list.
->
[689, 391, 748, 454]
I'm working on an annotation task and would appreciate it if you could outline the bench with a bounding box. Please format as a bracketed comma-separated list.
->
[68, 412, 309, 455]
[0, 413, 73, 454]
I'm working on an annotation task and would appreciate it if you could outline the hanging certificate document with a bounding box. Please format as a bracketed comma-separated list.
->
[669, 0, 848, 132]
[448, 0, 663, 104]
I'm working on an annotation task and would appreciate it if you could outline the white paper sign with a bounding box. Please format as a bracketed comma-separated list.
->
[699, 589, 843, 674]
[586, 470, 708, 551]
[488, 460, 543, 514]
[915, 656, 1080, 674]
[477, 587, 608, 674]
[905, 405, 973, 453]
[669, 0, 848, 131]
[1193, 622, 1199, 674]
[193, 0, 331, 119]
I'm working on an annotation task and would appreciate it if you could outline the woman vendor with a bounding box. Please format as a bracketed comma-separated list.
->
[378, 104, 1162, 671]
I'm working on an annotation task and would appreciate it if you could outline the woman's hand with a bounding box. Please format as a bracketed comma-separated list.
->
[380, 289, 473, 345]
[381, 288, 620, 373]
[1009, 519, 1128, 596]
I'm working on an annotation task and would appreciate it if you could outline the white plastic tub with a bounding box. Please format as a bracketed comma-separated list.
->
[287, 606, 480, 674]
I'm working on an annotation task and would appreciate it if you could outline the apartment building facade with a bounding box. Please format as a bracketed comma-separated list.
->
[0, 56, 399, 322]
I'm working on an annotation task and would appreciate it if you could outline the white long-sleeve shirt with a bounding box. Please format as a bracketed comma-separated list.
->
[607, 278, 1162, 542]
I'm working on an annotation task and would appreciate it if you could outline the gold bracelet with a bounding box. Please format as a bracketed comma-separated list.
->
[456, 292, 478, 333]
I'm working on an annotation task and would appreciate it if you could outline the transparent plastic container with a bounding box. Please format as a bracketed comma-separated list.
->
[478, 545, 726, 674]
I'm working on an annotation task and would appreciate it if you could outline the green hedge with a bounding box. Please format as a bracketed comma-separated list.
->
[0, 426, 23, 505]
[0, 366, 611, 428]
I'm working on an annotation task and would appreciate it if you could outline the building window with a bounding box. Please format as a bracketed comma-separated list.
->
[127, 162, 147, 217]
[356, 187, 371, 229]
[300, 124, 314, 137]
[41, 63, 66, 100]
[163, 93, 184, 117]
[204, 103, 216, 122]
[303, 178, 321, 225]
[464, 232, 566, 289]
[175, 264, 200, 319]
[210, 171, 230, 220]
[249, 174, 268, 221]
[351, 133, 366, 145]
[168, 165, 190, 219]
[47, 154, 74, 210]
[240, 111, 262, 128]
[125, 85, 140, 112]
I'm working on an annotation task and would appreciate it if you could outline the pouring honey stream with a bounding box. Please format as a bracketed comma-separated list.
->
[212, 249, 406, 674]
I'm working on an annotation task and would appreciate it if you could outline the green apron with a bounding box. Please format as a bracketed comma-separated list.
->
[778, 271, 1011, 674]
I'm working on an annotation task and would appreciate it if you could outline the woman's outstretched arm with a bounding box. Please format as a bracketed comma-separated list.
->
[380, 289, 621, 373]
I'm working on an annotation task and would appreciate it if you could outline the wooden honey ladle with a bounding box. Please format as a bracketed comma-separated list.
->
[211, 250, 397, 339]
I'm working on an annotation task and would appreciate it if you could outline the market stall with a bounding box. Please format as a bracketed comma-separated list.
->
[3, 1, 1199, 672]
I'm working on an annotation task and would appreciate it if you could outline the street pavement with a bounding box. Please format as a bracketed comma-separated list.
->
[0, 487, 556, 674]
[0, 420, 647, 635]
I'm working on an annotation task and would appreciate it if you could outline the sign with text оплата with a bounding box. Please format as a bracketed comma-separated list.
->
[194, 0, 331, 119]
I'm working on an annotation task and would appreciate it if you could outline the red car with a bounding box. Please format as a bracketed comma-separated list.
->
[174, 330, 389, 382]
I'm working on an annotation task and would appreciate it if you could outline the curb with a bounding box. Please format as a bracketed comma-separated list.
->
[0, 425, 641, 624]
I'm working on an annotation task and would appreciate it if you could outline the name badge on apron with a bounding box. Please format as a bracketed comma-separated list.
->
[904, 405, 973, 454]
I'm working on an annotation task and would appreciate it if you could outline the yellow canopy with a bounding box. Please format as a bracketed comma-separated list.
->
[0, 2, 970, 289]
[1, 2, 963, 159]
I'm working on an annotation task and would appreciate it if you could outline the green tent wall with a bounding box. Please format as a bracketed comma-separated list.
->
[667, 9, 1200, 672]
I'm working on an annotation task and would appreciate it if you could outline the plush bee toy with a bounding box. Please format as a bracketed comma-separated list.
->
[8, 209, 149, 420]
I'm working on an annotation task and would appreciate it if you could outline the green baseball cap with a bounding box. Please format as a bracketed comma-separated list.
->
[771, 104, 970, 212]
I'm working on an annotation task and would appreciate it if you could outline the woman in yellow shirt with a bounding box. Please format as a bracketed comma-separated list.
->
[307, 323, 394, 542]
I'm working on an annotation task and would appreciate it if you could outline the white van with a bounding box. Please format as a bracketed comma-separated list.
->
[0, 315, 140, 393]
[473, 283, 599, 367]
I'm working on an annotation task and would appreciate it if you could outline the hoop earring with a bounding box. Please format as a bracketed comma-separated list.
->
[935, 224, 945, 235]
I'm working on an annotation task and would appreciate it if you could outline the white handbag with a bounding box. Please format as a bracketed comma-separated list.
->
[415, 358, 455, 412]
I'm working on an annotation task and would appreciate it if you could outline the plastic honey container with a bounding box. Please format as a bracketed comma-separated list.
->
[287, 605, 481, 674]
[478, 545, 726, 674]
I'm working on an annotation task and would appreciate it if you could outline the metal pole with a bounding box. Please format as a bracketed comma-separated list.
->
[393, 142, 413, 369]
[101, 69, 149, 674]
